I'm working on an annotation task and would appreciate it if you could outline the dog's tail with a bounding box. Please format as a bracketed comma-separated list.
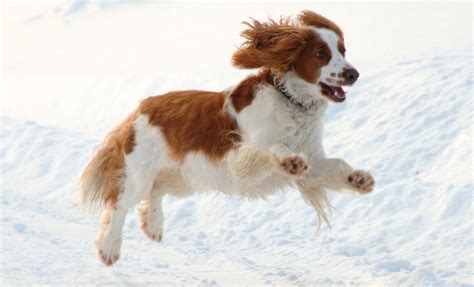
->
[78, 112, 138, 213]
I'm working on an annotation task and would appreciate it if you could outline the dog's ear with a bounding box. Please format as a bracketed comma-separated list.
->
[298, 10, 343, 39]
[231, 18, 314, 72]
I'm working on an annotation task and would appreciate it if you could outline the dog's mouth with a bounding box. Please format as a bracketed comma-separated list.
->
[319, 82, 346, 103]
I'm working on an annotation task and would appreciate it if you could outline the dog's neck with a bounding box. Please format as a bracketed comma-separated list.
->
[272, 75, 312, 111]
[272, 71, 327, 113]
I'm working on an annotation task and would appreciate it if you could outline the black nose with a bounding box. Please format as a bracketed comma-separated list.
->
[343, 68, 359, 84]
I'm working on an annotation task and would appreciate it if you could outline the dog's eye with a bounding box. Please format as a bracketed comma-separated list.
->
[316, 50, 326, 59]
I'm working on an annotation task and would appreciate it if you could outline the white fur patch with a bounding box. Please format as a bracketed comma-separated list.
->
[118, 114, 169, 208]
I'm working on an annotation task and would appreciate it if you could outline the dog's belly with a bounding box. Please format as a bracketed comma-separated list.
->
[179, 153, 234, 193]
[176, 151, 287, 198]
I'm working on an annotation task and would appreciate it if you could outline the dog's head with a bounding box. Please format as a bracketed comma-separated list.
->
[232, 10, 358, 105]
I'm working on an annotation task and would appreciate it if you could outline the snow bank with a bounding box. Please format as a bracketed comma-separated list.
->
[1, 48, 472, 285]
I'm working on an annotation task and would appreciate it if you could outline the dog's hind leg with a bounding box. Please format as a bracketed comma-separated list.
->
[95, 204, 128, 266]
[138, 184, 165, 243]
[94, 167, 157, 266]
[138, 171, 191, 243]
[94, 114, 164, 266]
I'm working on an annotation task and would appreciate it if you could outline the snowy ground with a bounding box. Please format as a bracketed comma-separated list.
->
[1, 2, 473, 286]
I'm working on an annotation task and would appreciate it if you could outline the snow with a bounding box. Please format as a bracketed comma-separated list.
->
[1, 2, 473, 286]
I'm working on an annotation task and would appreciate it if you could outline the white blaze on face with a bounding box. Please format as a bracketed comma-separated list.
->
[315, 28, 355, 86]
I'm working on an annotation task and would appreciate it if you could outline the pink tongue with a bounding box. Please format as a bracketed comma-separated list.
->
[334, 87, 346, 98]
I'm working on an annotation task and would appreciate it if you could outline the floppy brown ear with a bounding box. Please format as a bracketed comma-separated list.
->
[298, 10, 343, 39]
[231, 18, 314, 72]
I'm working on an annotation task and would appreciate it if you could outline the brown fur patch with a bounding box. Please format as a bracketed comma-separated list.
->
[101, 111, 138, 206]
[140, 91, 240, 163]
[230, 69, 273, 112]
[231, 18, 316, 73]
[293, 33, 331, 83]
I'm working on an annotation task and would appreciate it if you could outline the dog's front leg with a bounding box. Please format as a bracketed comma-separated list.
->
[295, 158, 375, 226]
[300, 158, 375, 194]
[228, 143, 308, 182]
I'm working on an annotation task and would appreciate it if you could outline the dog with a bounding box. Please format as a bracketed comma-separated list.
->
[79, 10, 375, 266]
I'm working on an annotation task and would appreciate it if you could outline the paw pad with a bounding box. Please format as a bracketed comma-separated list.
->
[281, 156, 308, 176]
[348, 170, 375, 194]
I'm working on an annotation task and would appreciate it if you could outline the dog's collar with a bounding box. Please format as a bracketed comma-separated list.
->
[272, 76, 314, 111]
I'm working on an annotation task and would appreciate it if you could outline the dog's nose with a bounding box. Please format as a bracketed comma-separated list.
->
[343, 68, 359, 84]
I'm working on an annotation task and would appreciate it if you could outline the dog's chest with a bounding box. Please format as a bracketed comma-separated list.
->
[236, 85, 326, 158]
[280, 106, 326, 160]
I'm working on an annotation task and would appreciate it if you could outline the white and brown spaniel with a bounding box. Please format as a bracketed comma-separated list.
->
[80, 10, 375, 266]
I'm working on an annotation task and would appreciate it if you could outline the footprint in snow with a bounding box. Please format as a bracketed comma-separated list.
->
[13, 223, 26, 233]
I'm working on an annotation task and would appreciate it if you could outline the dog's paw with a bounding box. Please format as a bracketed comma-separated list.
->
[140, 221, 163, 243]
[98, 248, 120, 267]
[280, 155, 308, 176]
[348, 170, 375, 194]
[95, 236, 122, 267]
[138, 202, 164, 243]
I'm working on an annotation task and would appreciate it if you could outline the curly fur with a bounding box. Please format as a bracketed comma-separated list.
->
[231, 18, 315, 72]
